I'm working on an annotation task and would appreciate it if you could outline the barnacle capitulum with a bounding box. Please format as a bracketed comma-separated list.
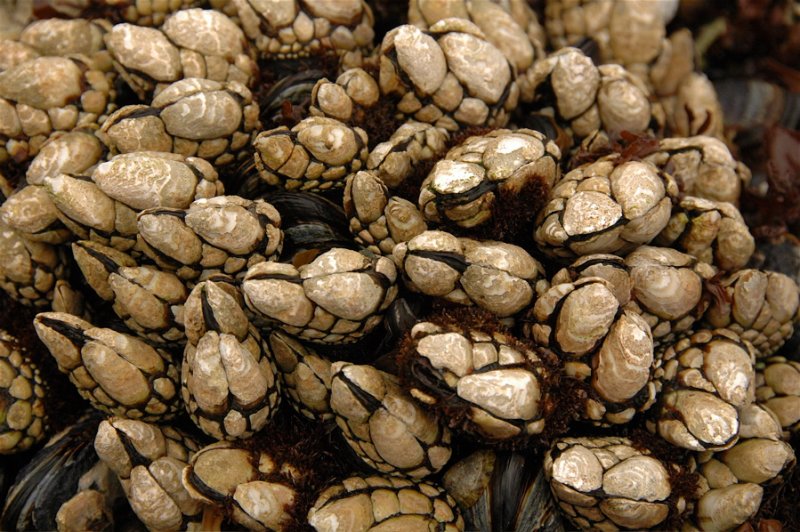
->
[344, 170, 428, 256]
[695, 403, 795, 488]
[243, 247, 398, 343]
[0, 330, 47, 454]
[0, 55, 116, 164]
[41, 151, 222, 252]
[702, 269, 800, 358]
[182, 440, 305, 531]
[137, 196, 283, 282]
[534, 156, 678, 259]
[104, 9, 258, 100]
[94, 417, 202, 531]
[232, 0, 375, 67]
[365, 119, 450, 189]
[0, 132, 103, 244]
[544, 436, 687, 531]
[99, 77, 261, 167]
[393, 230, 546, 318]
[643, 135, 751, 205]
[0, 224, 69, 307]
[33, 312, 181, 421]
[310, 68, 382, 125]
[655, 196, 755, 272]
[418, 128, 560, 232]
[18, 18, 111, 65]
[527, 47, 664, 143]
[378, 21, 519, 131]
[651, 328, 757, 451]
[181, 279, 281, 440]
[756, 356, 800, 436]
[624, 246, 716, 344]
[308, 474, 464, 531]
[525, 276, 656, 425]
[330, 361, 452, 478]
[399, 316, 551, 442]
[254, 116, 369, 192]
[268, 330, 333, 422]
[408, 0, 545, 102]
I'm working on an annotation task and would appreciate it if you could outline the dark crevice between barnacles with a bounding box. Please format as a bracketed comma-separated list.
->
[513, 112, 573, 155]
[349, 61, 404, 150]
[367, 0, 408, 42]
[571, 130, 661, 170]
[258, 68, 328, 129]
[437, 170, 552, 245]
[0, 158, 26, 198]
[754, 431, 800, 530]
[253, 54, 338, 123]
[112, 72, 147, 107]
[264, 191, 356, 267]
[0, 291, 83, 435]
[395, 306, 583, 450]
[0, 410, 104, 531]
[742, 126, 800, 237]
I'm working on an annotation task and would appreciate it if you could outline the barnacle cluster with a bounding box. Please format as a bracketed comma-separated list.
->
[1, 1, 799, 531]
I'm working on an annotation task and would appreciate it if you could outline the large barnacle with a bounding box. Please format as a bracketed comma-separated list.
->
[181, 279, 281, 440]
[544, 436, 689, 531]
[418, 128, 560, 233]
[99, 78, 260, 167]
[525, 276, 657, 425]
[551, 250, 712, 347]
[33, 312, 181, 420]
[534, 155, 678, 259]
[330, 361, 452, 478]
[137, 196, 283, 282]
[94, 418, 202, 531]
[399, 315, 552, 442]
[394, 230, 546, 318]
[651, 328, 757, 451]
[243, 248, 397, 343]
[0, 55, 115, 164]
[104, 9, 257, 100]
[378, 22, 519, 131]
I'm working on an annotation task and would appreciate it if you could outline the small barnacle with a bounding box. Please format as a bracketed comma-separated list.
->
[254, 116, 369, 192]
[0, 330, 48, 454]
